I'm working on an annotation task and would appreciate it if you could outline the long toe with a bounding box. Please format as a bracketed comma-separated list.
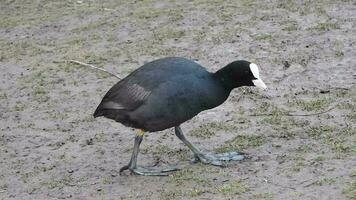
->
[195, 151, 245, 166]
[214, 151, 245, 161]
[130, 166, 180, 176]
[119, 165, 130, 173]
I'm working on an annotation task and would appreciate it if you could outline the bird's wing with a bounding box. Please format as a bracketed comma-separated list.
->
[97, 81, 151, 111]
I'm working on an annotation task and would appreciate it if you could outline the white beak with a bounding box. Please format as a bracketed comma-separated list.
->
[253, 78, 267, 90]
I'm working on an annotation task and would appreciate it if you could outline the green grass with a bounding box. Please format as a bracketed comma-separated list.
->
[131, 7, 165, 20]
[343, 181, 356, 200]
[168, 168, 211, 186]
[159, 188, 206, 200]
[215, 134, 266, 153]
[149, 144, 189, 161]
[335, 50, 345, 57]
[14, 101, 26, 111]
[153, 29, 185, 42]
[0, 1, 107, 28]
[307, 22, 340, 31]
[289, 98, 330, 112]
[296, 145, 313, 153]
[283, 24, 298, 32]
[101, 176, 113, 184]
[307, 125, 335, 139]
[350, 171, 356, 177]
[312, 155, 326, 162]
[307, 125, 355, 155]
[217, 180, 249, 196]
[254, 103, 302, 140]
[254, 192, 274, 200]
[0, 39, 47, 62]
[32, 86, 49, 103]
[311, 178, 336, 186]
[71, 18, 115, 33]
[291, 160, 305, 172]
[159, 190, 184, 200]
[40, 175, 75, 189]
[254, 34, 272, 41]
[17, 123, 35, 129]
[160, 178, 250, 200]
[189, 122, 237, 139]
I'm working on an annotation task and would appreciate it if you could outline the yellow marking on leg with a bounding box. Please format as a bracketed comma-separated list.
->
[136, 129, 145, 137]
[186, 143, 194, 149]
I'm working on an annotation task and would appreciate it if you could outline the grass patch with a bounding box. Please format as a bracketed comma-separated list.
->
[256, 103, 288, 125]
[350, 171, 356, 177]
[32, 86, 49, 103]
[0, 90, 7, 100]
[71, 18, 116, 32]
[254, 34, 272, 41]
[289, 98, 330, 112]
[159, 190, 184, 200]
[14, 101, 26, 111]
[311, 178, 336, 186]
[101, 176, 113, 184]
[211, 26, 241, 44]
[283, 24, 298, 32]
[190, 122, 236, 139]
[159, 188, 206, 200]
[343, 181, 356, 200]
[255, 103, 302, 139]
[307, 125, 355, 155]
[149, 145, 189, 161]
[326, 137, 352, 154]
[296, 144, 313, 153]
[0, 39, 47, 61]
[307, 22, 340, 31]
[153, 29, 185, 42]
[291, 161, 305, 172]
[131, 7, 164, 20]
[254, 192, 274, 200]
[335, 50, 344, 58]
[17, 123, 36, 129]
[217, 180, 249, 196]
[312, 155, 326, 162]
[215, 134, 266, 153]
[307, 125, 335, 139]
[40, 175, 74, 189]
[168, 168, 211, 186]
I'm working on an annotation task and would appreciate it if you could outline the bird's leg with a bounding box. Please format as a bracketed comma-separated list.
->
[119, 130, 179, 176]
[174, 126, 244, 166]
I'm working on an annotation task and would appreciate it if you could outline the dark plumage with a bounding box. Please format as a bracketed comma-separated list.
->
[94, 57, 264, 131]
[94, 57, 267, 176]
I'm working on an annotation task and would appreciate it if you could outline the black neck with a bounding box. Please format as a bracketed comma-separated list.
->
[213, 66, 244, 90]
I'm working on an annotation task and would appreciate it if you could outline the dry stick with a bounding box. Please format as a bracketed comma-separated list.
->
[249, 103, 339, 117]
[66, 60, 121, 79]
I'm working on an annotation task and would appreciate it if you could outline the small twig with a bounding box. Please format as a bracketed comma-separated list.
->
[249, 103, 339, 117]
[66, 60, 121, 79]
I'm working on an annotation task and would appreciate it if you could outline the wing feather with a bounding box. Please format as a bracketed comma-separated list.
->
[99, 83, 151, 111]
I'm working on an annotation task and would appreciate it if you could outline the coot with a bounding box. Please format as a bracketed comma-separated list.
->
[94, 57, 267, 176]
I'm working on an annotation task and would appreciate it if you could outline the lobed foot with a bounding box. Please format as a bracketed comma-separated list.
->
[193, 151, 245, 166]
[120, 165, 180, 176]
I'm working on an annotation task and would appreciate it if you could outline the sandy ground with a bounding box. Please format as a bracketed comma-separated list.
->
[1, 0, 355, 199]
